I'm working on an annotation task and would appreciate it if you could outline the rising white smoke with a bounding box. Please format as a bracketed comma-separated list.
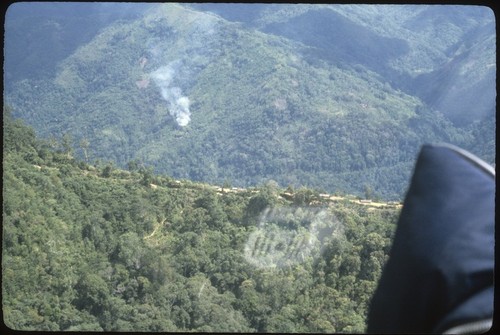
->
[147, 9, 222, 127]
[150, 62, 191, 127]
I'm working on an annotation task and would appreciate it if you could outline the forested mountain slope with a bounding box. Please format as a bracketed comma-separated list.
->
[3, 2, 154, 87]
[3, 109, 400, 332]
[192, 3, 496, 125]
[4, 3, 495, 200]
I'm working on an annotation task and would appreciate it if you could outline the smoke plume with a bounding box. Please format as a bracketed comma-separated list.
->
[147, 8, 222, 127]
[151, 62, 191, 127]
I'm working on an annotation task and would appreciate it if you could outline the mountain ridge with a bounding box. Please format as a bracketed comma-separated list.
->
[3, 106, 401, 332]
[4, 3, 495, 200]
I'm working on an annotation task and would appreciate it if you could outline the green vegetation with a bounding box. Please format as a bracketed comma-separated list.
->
[5, 3, 494, 200]
[192, 4, 496, 125]
[3, 110, 400, 332]
[3, 4, 494, 332]
[3, 2, 154, 88]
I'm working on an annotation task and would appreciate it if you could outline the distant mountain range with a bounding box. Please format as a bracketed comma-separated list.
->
[4, 3, 495, 199]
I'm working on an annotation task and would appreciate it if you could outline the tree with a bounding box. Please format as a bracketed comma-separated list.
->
[244, 185, 277, 225]
[139, 166, 154, 186]
[79, 138, 90, 162]
[127, 159, 140, 172]
[364, 184, 373, 200]
[293, 187, 318, 206]
[61, 133, 74, 159]
[101, 164, 113, 178]
[74, 273, 110, 316]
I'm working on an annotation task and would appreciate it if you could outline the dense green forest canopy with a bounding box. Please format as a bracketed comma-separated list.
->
[4, 3, 495, 200]
[2, 4, 495, 331]
[3, 108, 401, 331]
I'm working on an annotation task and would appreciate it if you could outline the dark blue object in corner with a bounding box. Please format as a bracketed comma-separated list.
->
[367, 143, 495, 334]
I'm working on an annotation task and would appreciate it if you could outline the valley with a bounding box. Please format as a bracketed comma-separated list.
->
[2, 3, 495, 331]
[4, 3, 495, 200]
